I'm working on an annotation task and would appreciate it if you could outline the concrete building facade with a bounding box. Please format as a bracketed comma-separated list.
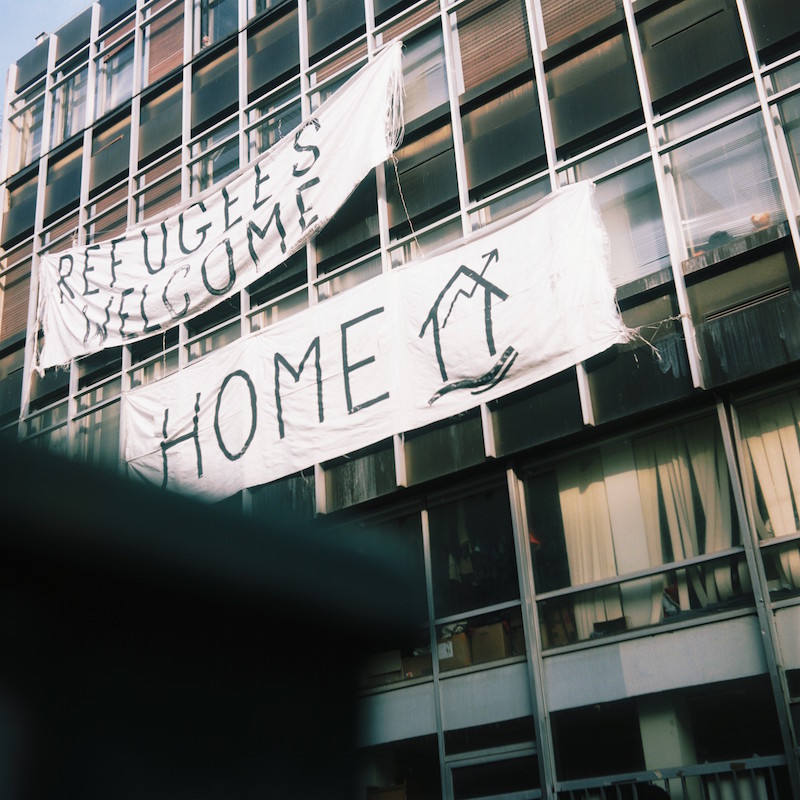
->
[2, 1, 800, 798]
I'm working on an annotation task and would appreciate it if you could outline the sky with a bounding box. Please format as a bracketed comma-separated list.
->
[1, 0, 94, 97]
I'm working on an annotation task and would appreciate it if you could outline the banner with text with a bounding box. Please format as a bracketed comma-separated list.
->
[124, 182, 631, 499]
[34, 41, 404, 372]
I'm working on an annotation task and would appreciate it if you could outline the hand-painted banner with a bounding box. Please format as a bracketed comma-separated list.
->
[124, 182, 631, 499]
[34, 41, 404, 372]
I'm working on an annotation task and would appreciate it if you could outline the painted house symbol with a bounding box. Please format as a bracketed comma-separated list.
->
[419, 249, 519, 405]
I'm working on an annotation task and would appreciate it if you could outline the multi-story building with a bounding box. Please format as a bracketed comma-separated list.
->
[2, 1, 800, 798]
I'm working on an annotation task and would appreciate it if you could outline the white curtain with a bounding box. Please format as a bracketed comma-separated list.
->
[634, 420, 737, 613]
[555, 419, 738, 639]
[557, 453, 623, 639]
[740, 393, 800, 588]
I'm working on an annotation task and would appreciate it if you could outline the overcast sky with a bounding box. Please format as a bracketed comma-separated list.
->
[1, 0, 93, 96]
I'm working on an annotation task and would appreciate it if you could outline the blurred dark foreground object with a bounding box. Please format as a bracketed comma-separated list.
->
[0, 439, 423, 800]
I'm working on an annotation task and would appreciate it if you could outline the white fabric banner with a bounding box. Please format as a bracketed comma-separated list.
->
[124, 182, 631, 499]
[34, 41, 404, 372]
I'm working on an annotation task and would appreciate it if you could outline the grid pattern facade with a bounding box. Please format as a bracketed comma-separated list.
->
[2, 1, 800, 798]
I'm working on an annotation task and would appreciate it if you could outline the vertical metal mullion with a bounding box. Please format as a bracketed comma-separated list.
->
[439, 0, 470, 238]
[421, 506, 450, 800]
[718, 397, 800, 798]
[734, 0, 800, 283]
[620, 0, 704, 390]
[507, 467, 557, 800]
[20, 37, 59, 426]
[524, 0, 595, 427]
[521, 0, 558, 191]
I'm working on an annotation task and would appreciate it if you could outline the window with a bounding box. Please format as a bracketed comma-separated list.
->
[246, 83, 301, 160]
[191, 45, 239, 135]
[197, 0, 239, 50]
[323, 440, 396, 512]
[90, 112, 131, 195]
[428, 487, 520, 621]
[86, 184, 129, 243]
[14, 38, 48, 93]
[775, 86, 800, 204]
[737, 390, 800, 592]
[545, 32, 642, 158]
[135, 152, 182, 221]
[5, 91, 44, 176]
[0, 242, 33, 346]
[539, 0, 623, 50]
[315, 175, 379, 275]
[585, 287, 693, 423]
[526, 416, 745, 644]
[54, 8, 91, 64]
[44, 146, 83, 224]
[50, 61, 88, 148]
[743, 0, 800, 62]
[0, 344, 25, 428]
[666, 113, 786, 258]
[402, 27, 449, 126]
[306, 0, 365, 65]
[637, 0, 748, 114]
[405, 413, 485, 486]
[247, 2, 299, 100]
[247, 249, 308, 332]
[453, 0, 546, 201]
[99, 0, 136, 31]
[190, 118, 239, 194]
[95, 30, 135, 119]
[564, 137, 670, 286]
[138, 79, 182, 166]
[2, 170, 38, 247]
[250, 471, 315, 525]
[142, 0, 185, 87]
[385, 123, 459, 239]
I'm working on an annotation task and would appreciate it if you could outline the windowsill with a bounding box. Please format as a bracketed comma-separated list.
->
[681, 219, 792, 277]
[615, 266, 674, 304]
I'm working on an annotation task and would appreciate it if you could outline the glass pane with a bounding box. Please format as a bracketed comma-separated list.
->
[199, 0, 239, 49]
[75, 401, 121, 467]
[777, 91, 800, 199]
[539, 0, 622, 50]
[667, 113, 786, 257]
[247, 4, 299, 99]
[637, 0, 748, 114]
[191, 46, 239, 133]
[143, 0, 185, 86]
[526, 417, 743, 640]
[50, 66, 88, 147]
[96, 37, 135, 118]
[428, 487, 519, 620]
[307, 0, 365, 64]
[546, 33, 642, 157]
[324, 440, 396, 511]
[593, 161, 670, 286]
[738, 390, 800, 548]
[403, 27, 449, 123]
[6, 94, 44, 175]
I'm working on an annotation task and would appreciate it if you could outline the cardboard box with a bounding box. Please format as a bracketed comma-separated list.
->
[402, 653, 432, 679]
[437, 632, 471, 672]
[471, 622, 511, 664]
[358, 649, 403, 687]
